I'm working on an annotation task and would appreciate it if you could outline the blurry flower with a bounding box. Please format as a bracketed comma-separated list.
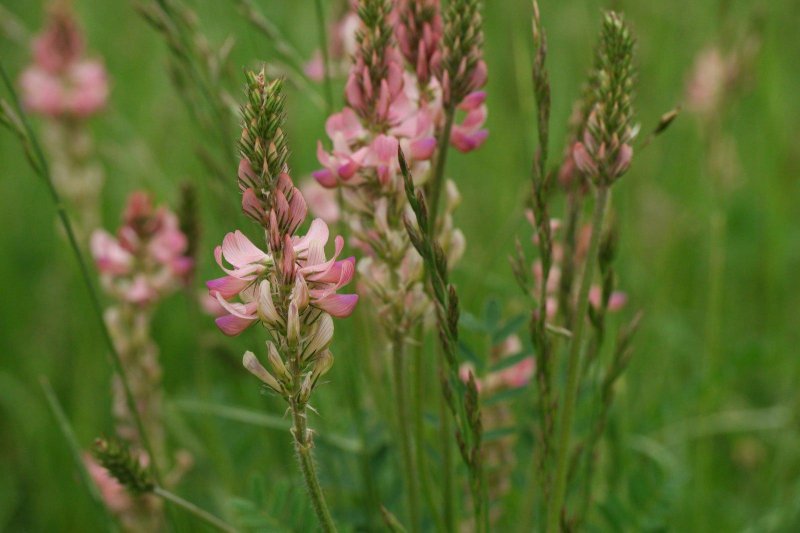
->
[84, 453, 133, 514]
[19, 3, 109, 119]
[91, 192, 193, 306]
[300, 179, 341, 225]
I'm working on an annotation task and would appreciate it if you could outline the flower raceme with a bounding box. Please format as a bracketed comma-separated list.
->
[19, 2, 109, 119]
[314, 0, 488, 194]
[91, 192, 193, 306]
[207, 219, 358, 336]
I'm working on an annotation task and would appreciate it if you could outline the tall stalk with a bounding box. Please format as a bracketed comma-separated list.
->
[546, 185, 609, 533]
[313, 0, 334, 112]
[392, 333, 421, 533]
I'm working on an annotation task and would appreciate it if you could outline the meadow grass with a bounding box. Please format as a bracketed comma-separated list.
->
[1, 0, 799, 530]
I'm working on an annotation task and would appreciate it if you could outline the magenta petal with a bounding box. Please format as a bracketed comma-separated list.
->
[315, 293, 359, 318]
[215, 314, 257, 336]
[206, 276, 249, 299]
[410, 137, 437, 160]
[313, 168, 338, 188]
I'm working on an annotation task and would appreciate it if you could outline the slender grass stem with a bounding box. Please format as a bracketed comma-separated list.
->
[412, 326, 445, 532]
[290, 401, 337, 533]
[40, 377, 118, 532]
[392, 334, 421, 533]
[427, 106, 456, 236]
[0, 64, 164, 486]
[546, 184, 610, 533]
[153, 487, 237, 533]
[439, 376, 455, 532]
[313, 0, 334, 113]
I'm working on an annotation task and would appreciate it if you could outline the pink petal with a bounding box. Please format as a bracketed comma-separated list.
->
[221, 230, 267, 267]
[314, 293, 359, 317]
[215, 314, 257, 336]
[206, 276, 250, 299]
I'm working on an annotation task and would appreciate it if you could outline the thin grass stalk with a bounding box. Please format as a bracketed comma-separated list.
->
[313, 0, 334, 112]
[438, 363, 455, 532]
[153, 487, 238, 533]
[40, 377, 118, 532]
[0, 64, 164, 487]
[412, 325, 446, 532]
[546, 184, 609, 533]
[391, 333, 421, 533]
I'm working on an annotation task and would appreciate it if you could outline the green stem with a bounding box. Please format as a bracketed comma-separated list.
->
[427, 106, 456, 236]
[392, 334, 421, 533]
[0, 64, 163, 486]
[40, 377, 118, 532]
[439, 360, 455, 532]
[546, 185, 609, 533]
[153, 487, 237, 533]
[412, 326, 445, 532]
[313, 0, 334, 113]
[291, 401, 337, 533]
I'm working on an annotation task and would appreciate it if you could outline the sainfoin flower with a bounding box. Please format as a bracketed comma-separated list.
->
[208, 219, 357, 336]
[91, 192, 193, 306]
[19, 3, 109, 119]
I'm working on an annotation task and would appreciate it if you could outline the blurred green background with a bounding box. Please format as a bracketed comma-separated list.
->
[1, 0, 800, 530]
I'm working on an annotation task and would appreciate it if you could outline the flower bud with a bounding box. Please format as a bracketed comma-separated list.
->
[311, 350, 335, 383]
[266, 341, 291, 383]
[302, 313, 334, 361]
[243, 351, 281, 392]
[287, 301, 300, 347]
[257, 280, 281, 326]
[291, 275, 310, 311]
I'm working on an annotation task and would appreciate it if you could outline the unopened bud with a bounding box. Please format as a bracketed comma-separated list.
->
[267, 342, 290, 383]
[287, 301, 300, 347]
[312, 350, 334, 381]
[257, 280, 280, 326]
[303, 313, 334, 362]
[292, 275, 310, 311]
[243, 351, 281, 392]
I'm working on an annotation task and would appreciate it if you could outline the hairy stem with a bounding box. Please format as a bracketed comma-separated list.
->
[291, 400, 337, 532]
[546, 184, 609, 532]
[392, 334, 421, 533]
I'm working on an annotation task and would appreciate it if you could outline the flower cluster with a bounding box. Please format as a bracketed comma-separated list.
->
[19, 3, 108, 119]
[207, 71, 357, 403]
[312, 0, 484, 335]
[314, 0, 488, 194]
[91, 192, 193, 306]
[572, 12, 636, 186]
